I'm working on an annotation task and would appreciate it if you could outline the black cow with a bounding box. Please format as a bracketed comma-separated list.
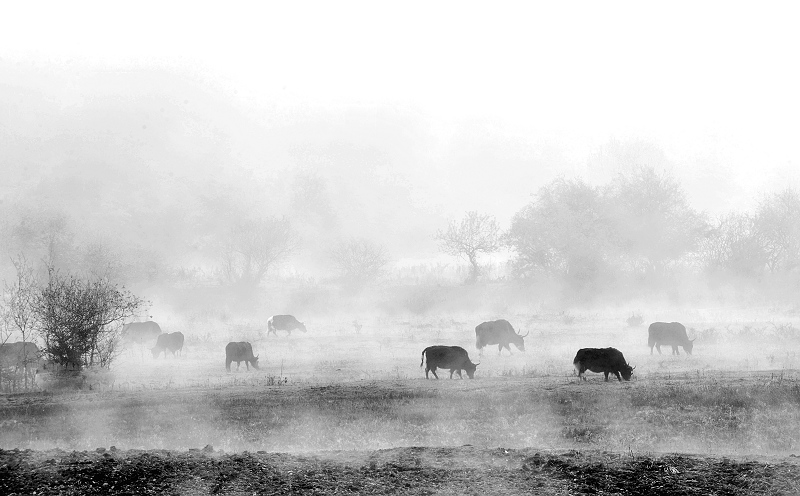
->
[420, 345, 479, 379]
[122, 321, 163, 346]
[648, 322, 694, 355]
[151, 332, 184, 358]
[225, 342, 260, 372]
[475, 319, 529, 355]
[267, 315, 307, 336]
[573, 347, 634, 382]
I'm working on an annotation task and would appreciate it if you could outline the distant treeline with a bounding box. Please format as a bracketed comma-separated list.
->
[504, 166, 800, 286]
[1, 165, 799, 302]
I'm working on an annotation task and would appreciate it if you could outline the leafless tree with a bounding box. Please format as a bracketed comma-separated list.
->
[436, 211, 501, 283]
[754, 188, 800, 273]
[34, 267, 145, 371]
[698, 213, 766, 276]
[0, 256, 39, 390]
[330, 238, 389, 285]
[220, 216, 299, 288]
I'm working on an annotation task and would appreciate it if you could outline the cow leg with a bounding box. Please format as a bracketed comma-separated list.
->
[604, 372, 610, 382]
[673, 346, 679, 355]
[430, 368, 439, 379]
[226, 360, 231, 372]
[614, 371, 622, 382]
[655, 344, 662, 355]
[456, 370, 463, 379]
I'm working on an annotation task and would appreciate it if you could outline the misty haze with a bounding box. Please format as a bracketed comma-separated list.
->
[2, 3, 800, 494]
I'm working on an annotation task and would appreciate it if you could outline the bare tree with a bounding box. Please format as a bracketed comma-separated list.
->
[330, 238, 389, 285]
[436, 211, 501, 283]
[698, 213, 766, 277]
[754, 188, 800, 273]
[34, 267, 145, 371]
[0, 256, 39, 390]
[5, 211, 74, 270]
[220, 216, 299, 288]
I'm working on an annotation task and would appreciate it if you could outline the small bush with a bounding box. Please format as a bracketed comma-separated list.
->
[698, 327, 720, 344]
[626, 312, 644, 327]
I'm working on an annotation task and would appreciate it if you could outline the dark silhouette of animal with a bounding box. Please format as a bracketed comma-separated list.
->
[151, 332, 184, 358]
[267, 315, 307, 336]
[648, 322, 694, 355]
[121, 321, 163, 346]
[225, 342, 259, 372]
[475, 319, 529, 355]
[420, 345, 479, 379]
[573, 347, 634, 382]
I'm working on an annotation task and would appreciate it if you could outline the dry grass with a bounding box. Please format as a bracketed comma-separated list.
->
[3, 310, 800, 459]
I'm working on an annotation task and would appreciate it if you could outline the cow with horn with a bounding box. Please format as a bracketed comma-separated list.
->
[475, 319, 529, 355]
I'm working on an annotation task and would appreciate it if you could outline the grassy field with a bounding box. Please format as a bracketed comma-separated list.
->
[1, 310, 800, 493]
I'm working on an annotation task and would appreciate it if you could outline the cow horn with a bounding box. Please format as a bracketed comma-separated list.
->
[519, 329, 529, 338]
[474, 362, 480, 366]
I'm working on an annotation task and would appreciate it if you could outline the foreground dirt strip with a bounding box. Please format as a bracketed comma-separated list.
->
[1, 446, 798, 495]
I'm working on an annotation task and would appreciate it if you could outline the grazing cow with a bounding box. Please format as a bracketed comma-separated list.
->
[648, 322, 694, 355]
[225, 342, 260, 372]
[151, 332, 185, 358]
[475, 319, 529, 355]
[267, 315, 307, 336]
[121, 321, 163, 347]
[573, 347, 634, 382]
[420, 345, 479, 379]
[0, 342, 42, 387]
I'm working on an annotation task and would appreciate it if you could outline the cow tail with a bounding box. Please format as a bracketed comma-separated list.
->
[420, 348, 426, 368]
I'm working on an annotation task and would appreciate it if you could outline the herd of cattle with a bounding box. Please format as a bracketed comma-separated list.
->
[0, 315, 696, 388]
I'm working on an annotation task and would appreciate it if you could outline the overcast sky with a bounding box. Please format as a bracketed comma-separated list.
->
[3, 2, 799, 237]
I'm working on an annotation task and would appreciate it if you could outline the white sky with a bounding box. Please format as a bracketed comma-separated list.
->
[3, 2, 800, 218]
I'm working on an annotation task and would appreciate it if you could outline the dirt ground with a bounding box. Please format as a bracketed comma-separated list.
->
[2, 445, 799, 495]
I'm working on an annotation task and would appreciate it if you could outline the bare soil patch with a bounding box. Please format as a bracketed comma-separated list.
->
[2, 446, 798, 495]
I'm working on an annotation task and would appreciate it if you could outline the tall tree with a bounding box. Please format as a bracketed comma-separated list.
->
[507, 178, 609, 285]
[436, 211, 500, 283]
[754, 188, 800, 273]
[605, 166, 708, 273]
[698, 213, 766, 277]
[220, 216, 299, 288]
[0, 256, 39, 389]
[330, 238, 389, 286]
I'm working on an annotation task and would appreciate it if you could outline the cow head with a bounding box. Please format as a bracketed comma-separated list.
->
[684, 339, 695, 355]
[511, 329, 529, 351]
[464, 360, 479, 379]
[621, 364, 635, 381]
[251, 355, 260, 370]
[299, 322, 307, 333]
